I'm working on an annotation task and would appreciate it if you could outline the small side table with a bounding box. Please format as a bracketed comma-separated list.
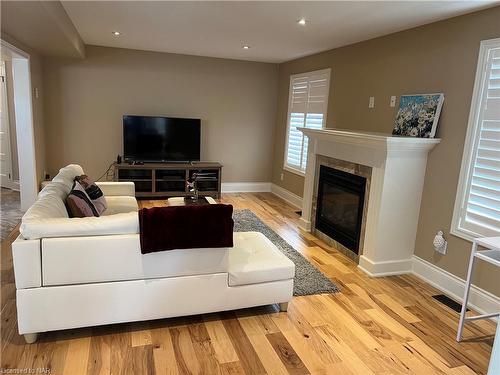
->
[456, 236, 500, 342]
[166, 196, 218, 206]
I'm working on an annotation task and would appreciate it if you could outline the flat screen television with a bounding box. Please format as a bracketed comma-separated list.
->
[123, 115, 201, 162]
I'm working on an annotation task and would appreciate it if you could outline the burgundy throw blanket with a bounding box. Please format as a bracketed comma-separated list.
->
[139, 204, 234, 254]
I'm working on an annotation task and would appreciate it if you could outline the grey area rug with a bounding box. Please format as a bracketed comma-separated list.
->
[233, 209, 339, 296]
[0, 188, 23, 241]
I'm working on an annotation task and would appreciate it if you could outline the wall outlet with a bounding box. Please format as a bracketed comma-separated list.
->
[280, 173, 284, 181]
[34, 87, 39, 99]
[368, 96, 375, 108]
[390, 96, 397, 107]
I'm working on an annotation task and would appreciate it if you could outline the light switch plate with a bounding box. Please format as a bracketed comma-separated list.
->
[369, 96, 375, 108]
[390, 96, 396, 107]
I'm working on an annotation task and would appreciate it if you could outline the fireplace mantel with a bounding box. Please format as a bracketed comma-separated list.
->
[298, 128, 440, 276]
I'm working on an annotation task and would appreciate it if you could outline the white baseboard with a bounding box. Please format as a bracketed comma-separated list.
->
[357, 254, 500, 316]
[412, 255, 500, 317]
[221, 182, 272, 193]
[270, 184, 303, 209]
[358, 255, 413, 277]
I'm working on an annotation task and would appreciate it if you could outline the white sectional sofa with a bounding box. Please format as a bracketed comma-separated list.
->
[12, 165, 295, 343]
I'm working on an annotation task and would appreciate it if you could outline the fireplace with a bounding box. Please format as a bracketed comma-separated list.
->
[299, 128, 439, 275]
[315, 165, 366, 254]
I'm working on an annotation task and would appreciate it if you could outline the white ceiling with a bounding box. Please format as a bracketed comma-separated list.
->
[62, 1, 499, 63]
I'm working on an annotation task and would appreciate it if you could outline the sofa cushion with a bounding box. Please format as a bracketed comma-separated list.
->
[228, 232, 295, 286]
[66, 181, 100, 218]
[75, 175, 107, 214]
[103, 196, 139, 215]
[41, 234, 230, 286]
[20, 211, 139, 240]
[52, 164, 84, 189]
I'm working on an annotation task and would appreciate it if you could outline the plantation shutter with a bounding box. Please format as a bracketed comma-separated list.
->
[455, 40, 500, 238]
[285, 69, 330, 173]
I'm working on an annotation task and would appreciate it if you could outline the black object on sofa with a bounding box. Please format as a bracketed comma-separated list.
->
[139, 204, 234, 254]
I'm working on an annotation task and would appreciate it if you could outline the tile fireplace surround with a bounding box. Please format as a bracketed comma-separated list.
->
[311, 156, 372, 263]
[299, 128, 440, 277]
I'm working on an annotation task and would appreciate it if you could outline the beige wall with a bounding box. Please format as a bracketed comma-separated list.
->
[272, 6, 500, 295]
[42, 45, 278, 182]
[1, 33, 46, 185]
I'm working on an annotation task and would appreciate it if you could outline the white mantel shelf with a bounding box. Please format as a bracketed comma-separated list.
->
[300, 127, 441, 152]
[299, 127, 441, 277]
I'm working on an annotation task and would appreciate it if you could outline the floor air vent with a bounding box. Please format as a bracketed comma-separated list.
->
[432, 294, 468, 313]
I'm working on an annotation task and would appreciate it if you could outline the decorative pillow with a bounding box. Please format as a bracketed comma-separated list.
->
[66, 181, 100, 218]
[75, 175, 107, 215]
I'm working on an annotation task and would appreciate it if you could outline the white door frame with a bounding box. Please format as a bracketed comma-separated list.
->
[1, 39, 38, 210]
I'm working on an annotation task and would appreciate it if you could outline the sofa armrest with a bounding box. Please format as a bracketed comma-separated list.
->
[20, 212, 139, 240]
[96, 181, 135, 197]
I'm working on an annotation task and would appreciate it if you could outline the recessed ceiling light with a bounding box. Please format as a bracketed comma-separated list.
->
[112, 31, 121, 36]
[242, 45, 250, 50]
[297, 18, 306, 26]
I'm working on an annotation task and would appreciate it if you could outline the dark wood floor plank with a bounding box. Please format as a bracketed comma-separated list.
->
[109, 327, 132, 375]
[170, 326, 201, 375]
[266, 331, 310, 375]
[192, 339, 222, 375]
[87, 329, 111, 375]
[219, 361, 246, 375]
[121, 345, 154, 375]
[221, 313, 267, 375]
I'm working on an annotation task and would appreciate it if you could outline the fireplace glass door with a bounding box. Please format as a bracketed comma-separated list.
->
[315, 165, 366, 253]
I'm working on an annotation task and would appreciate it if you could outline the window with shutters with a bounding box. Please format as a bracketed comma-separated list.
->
[284, 69, 331, 175]
[452, 38, 500, 241]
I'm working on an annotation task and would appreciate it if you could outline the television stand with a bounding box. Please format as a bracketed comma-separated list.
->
[114, 162, 222, 199]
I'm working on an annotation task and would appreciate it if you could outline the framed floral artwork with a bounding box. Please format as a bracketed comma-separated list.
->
[392, 93, 444, 138]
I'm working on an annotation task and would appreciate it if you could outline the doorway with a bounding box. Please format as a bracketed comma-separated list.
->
[0, 60, 20, 190]
[0, 40, 37, 211]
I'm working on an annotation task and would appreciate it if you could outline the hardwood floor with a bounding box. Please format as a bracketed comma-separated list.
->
[1, 193, 495, 374]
